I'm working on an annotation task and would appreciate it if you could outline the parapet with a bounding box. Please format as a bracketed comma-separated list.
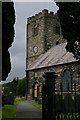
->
[42, 9, 48, 15]
[27, 9, 58, 24]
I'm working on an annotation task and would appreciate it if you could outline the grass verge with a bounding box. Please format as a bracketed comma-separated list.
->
[0, 108, 2, 120]
[2, 96, 26, 119]
[31, 101, 42, 109]
[15, 96, 26, 102]
[2, 102, 17, 119]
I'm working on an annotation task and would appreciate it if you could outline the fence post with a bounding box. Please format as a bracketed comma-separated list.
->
[67, 82, 70, 113]
[42, 83, 47, 120]
[74, 84, 77, 113]
[60, 83, 63, 113]
[42, 71, 57, 120]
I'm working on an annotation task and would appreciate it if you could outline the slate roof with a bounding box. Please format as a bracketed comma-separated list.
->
[28, 42, 78, 70]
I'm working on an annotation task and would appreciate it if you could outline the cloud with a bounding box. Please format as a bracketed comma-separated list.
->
[13, 0, 54, 2]
[4, 2, 58, 83]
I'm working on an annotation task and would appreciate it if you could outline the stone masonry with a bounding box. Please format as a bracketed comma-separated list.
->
[28, 62, 80, 98]
[26, 9, 65, 68]
[26, 9, 80, 100]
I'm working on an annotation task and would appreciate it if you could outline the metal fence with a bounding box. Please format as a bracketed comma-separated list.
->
[42, 72, 80, 120]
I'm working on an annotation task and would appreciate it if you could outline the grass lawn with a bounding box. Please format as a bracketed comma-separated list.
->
[2, 96, 26, 119]
[2, 102, 17, 118]
[0, 108, 2, 120]
[31, 101, 42, 109]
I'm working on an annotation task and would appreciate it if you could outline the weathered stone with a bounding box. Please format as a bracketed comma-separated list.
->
[26, 9, 80, 100]
[27, 9, 64, 68]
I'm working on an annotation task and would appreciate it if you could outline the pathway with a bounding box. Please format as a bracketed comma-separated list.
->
[14, 100, 42, 120]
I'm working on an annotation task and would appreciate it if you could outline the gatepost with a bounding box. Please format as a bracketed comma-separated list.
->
[42, 71, 57, 120]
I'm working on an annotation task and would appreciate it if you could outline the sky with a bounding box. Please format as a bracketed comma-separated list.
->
[3, 2, 58, 83]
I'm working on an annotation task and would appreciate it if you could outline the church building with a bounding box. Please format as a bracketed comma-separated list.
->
[26, 9, 80, 101]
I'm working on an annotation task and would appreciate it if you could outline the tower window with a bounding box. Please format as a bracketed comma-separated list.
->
[53, 24, 60, 34]
[33, 24, 39, 36]
[56, 24, 60, 34]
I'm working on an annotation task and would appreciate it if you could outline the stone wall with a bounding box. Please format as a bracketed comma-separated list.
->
[28, 62, 80, 98]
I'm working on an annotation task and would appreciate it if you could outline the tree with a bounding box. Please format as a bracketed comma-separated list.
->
[2, 2, 15, 80]
[16, 78, 26, 96]
[56, 2, 80, 59]
[10, 78, 18, 96]
[3, 77, 26, 97]
[3, 77, 18, 96]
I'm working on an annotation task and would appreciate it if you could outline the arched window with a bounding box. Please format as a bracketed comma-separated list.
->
[34, 82, 38, 98]
[32, 81, 38, 100]
[62, 70, 72, 92]
[32, 23, 39, 36]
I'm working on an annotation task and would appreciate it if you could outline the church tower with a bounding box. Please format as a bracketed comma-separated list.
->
[26, 9, 64, 68]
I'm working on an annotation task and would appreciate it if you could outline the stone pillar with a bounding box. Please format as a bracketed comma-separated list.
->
[42, 71, 57, 120]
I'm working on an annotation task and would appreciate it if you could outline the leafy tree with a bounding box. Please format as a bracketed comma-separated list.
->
[3, 84, 10, 95]
[10, 78, 18, 96]
[3, 77, 18, 96]
[3, 77, 26, 97]
[56, 2, 80, 59]
[16, 78, 26, 97]
[2, 2, 15, 80]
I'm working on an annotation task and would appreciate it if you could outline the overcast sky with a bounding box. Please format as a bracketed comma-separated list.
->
[3, 2, 58, 83]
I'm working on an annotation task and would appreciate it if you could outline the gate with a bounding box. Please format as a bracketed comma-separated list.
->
[42, 71, 80, 120]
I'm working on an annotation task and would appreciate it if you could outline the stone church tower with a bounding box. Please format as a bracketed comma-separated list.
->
[26, 9, 64, 69]
[26, 9, 80, 100]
